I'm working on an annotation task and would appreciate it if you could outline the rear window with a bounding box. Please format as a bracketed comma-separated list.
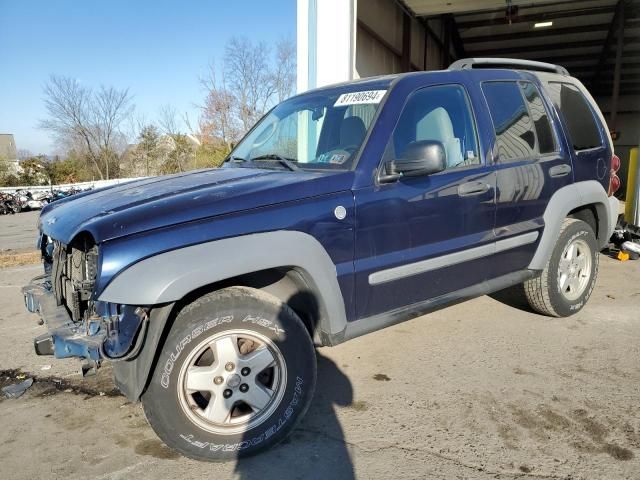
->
[546, 82, 603, 151]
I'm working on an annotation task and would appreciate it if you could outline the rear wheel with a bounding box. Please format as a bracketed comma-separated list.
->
[142, 286, 317, 461]
[524, 218, 599, 317]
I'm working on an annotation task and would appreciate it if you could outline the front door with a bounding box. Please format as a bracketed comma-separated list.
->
[353, 83, 496, 320]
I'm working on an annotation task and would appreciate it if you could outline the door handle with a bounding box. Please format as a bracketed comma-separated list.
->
[457, 181, 491, 197]
[549, 164, 572, 178]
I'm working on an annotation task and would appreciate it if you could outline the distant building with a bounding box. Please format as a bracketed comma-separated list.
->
[0, 134, 19, 174]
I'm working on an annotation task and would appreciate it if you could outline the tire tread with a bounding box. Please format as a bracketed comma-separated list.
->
[524, 218, 582, 317]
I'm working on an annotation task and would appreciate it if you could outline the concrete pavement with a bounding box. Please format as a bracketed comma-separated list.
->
[0, 211, 40, 253]
[0, 255, 639, 479]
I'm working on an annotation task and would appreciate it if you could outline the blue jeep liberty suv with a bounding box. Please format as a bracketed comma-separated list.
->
[23, 58, 620, 460]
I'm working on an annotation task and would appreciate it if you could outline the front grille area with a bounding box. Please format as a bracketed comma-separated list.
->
[51, 237, 98, 322]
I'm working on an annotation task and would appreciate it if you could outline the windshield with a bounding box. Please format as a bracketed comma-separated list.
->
[230, 87, 387, 170]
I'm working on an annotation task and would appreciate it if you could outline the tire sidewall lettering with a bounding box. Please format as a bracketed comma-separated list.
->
[178, 376, 304, 452]
[160, 313, 287, 389]
[160, 315, 233, 389]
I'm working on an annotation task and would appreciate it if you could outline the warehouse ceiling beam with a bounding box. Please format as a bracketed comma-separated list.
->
[456, 5, 615, 29]
[463, 23, 611, 44]
[468, 36, 638, 56]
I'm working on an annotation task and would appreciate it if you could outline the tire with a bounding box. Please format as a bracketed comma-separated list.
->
[524, 218, 599, 317]
[142, 286, 317, 461]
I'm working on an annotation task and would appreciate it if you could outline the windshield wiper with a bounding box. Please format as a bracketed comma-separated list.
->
[227, 155, 246, 163]
[250, 154, 300, 171]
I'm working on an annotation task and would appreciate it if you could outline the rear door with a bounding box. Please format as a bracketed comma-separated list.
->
[479, 78, 573, 277]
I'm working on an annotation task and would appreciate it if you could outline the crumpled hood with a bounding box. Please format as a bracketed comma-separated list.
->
[39, 166, 354, 244]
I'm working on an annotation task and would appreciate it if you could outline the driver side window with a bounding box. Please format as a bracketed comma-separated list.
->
[384, 84, 480, 170]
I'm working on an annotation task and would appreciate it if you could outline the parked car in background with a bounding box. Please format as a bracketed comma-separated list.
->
[23, 58, 619, 461]
[0, 193, 21, 214]
[0, 187, 93, 213]
[11, 190, 43, 211]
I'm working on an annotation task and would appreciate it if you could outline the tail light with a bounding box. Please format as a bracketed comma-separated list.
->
[608, 154, 621, 196]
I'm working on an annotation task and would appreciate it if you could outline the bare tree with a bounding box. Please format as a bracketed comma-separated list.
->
[158, 104, 180, 136]
[199, 62, 241, 149]
[224, 37, 277, 131]
[156, 104, 196, 173]
[39, 75, 134, 179]
[198, 37, 296, 151]
[92, 85, 133, 179]
[273, 38, 296, 102]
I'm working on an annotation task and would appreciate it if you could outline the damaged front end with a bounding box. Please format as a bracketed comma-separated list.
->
[22, 234, 148, 371]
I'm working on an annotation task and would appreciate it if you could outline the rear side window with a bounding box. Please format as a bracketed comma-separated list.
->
[482, 81, 557, 162]
[546, 82, 603, 151]
[520, 82, 556, 154]
[482, 81, 537, 162]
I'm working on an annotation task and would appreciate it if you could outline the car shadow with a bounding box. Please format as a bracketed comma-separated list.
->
[234, 352, 355, 480]
[489, 285, 538, 314]
[233, 286, 355, 479]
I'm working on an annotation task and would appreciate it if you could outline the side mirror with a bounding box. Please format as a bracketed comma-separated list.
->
[392, 140, 447, 177]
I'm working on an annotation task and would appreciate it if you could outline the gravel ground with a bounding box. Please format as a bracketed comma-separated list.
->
[0, 254, 639, 479]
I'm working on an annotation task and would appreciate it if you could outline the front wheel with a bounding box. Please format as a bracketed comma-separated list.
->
[524, 218, 599, 317]
[142, 286, 317, 461]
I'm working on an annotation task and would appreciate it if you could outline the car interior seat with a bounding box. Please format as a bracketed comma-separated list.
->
[339, 116, 367, 149]
[416, 107, 463, 168]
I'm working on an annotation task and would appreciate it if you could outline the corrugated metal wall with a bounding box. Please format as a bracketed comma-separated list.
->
[355, 0, 451, 78]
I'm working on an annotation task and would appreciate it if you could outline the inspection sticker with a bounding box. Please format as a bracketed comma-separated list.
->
[334, 90, 387, 107]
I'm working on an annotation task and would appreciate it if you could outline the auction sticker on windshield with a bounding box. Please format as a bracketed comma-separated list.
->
[334, 90, 386, 107]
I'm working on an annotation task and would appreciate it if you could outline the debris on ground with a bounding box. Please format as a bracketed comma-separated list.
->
[0, 369, 121, 398]
[611, 226, 640, 261]
[621, 241, 640, 260]
[0, 250, 41, 268]
[1, 377, 33, 398]
[618, 251, 630, 261]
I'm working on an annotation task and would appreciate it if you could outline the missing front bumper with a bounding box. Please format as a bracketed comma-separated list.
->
[22, 275, 105, 361]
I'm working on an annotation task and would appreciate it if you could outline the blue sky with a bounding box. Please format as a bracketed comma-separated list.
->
[0, 0, 296, 155]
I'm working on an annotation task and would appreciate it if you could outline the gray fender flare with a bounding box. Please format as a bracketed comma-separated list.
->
[99, 230, 348, 337]
[528, 180, 618, 270]
[105, 231, 348, 401]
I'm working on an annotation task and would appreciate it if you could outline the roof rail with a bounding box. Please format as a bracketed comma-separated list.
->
[449, 58, 569, 76]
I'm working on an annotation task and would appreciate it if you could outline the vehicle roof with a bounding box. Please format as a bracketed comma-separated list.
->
[295, 66, 580, 100]
[291, 74, 400, 99]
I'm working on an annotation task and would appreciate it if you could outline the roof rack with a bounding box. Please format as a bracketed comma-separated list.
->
[449, 58, 569, 76]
